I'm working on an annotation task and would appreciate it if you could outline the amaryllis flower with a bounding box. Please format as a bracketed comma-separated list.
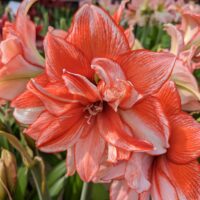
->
[0, 0, 44, 101]
[164, 12, 200, 111]
[96, 82, 200, 199]
[125, 0, 181, 26]
[13, 1, 176, 182]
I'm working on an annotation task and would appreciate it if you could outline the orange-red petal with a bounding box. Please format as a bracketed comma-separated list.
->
[75, 121, 105, 182]
[97, 106, 153, 152]
[117, 50, 176, 95]
[66, 4, 129, 62]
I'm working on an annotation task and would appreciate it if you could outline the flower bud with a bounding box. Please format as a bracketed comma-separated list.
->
[1, 149, 17, 192]
[0, 160, 7, 200]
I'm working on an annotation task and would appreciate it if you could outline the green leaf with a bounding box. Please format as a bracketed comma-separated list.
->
[14, 166, 28, 200]
[47, 161, 66, 188]
[49, 176, 66, 198]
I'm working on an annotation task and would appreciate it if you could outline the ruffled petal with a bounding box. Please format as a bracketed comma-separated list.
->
[125, 153, 152, 193]
[92, 58, 140, 109]
[120, 97, 169, 155]
[117, 50, 176, 95]
[62, 71, 100, 103]
[110, 180, 150, 200]
[75, 121, 105, 181]
[97, 106, 153, 152]
[67, 4, 129, 61]
[91, 58, 126, 84]
[98, 162, 126, 182]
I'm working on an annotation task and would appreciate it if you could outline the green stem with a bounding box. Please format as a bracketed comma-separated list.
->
[80, 182, 89, 200]
[31, 169, 44, 200]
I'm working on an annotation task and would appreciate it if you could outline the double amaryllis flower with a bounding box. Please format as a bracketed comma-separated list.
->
[95, 82, 200, 199]
[0, 0, 44, 101]
[4, 0, 199, 199]
[12, 1, 176, 182]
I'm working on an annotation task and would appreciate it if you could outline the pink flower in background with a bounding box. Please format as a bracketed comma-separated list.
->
[12, 2, 177, 182]
[164, 10, 200, 111]
[95, 82, 200, 199]
[0, 0, 44, 101]
[125, 0, 182, 26]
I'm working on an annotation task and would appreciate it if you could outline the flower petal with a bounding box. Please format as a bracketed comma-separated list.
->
[14, 107, 44, 125]
[91, 58, 126, 84]
[95, 162, 126, 183]
[0, 37, 22, 64]
[66, 146, 76, 176]
[67, 4, 129, 61]
[125, 153, 152, 193]
[0, 55, 43, 100]
[117, 50, 176, 95]
[12, 90, 43, 108]
[120, 97, 169, 155]
[112, 0, 129, 24]
[167, 160, 200, 199]
[28, 111, 85, 153]
[28, 78, 84, 116]
[62, 71, 100, 103]
[75, 121, 105, 181]
[15, 0, 44, 66]
[152, 156, 200, 200]
[164, 24, 184, 55]
[44, 32, 92, 80]
[110, 181, 150, 200]
[0, 79, 28, 100]
[97, 106, 153, 152]
[0, 55, 43, 79]
[151, 158, 181, 200]
[167, 113, 200, 164]
[155, 81, 181, 117]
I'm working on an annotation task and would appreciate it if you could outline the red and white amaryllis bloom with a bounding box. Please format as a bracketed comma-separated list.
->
[0, 0, 44, 101]
[13, 2, 176, 181]
[96, 82, 200, 200]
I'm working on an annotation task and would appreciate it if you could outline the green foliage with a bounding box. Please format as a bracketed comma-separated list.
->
[135, 24, 171, 51]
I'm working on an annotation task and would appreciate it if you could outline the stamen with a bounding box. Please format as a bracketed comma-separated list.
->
[84, 102, 103, 124]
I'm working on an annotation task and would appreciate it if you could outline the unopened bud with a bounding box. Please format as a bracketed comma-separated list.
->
[1, 149, 17, 192]
[0, 160, 7, 200]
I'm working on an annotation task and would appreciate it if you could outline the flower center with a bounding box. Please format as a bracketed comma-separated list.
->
[84, 101, 103, 124]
